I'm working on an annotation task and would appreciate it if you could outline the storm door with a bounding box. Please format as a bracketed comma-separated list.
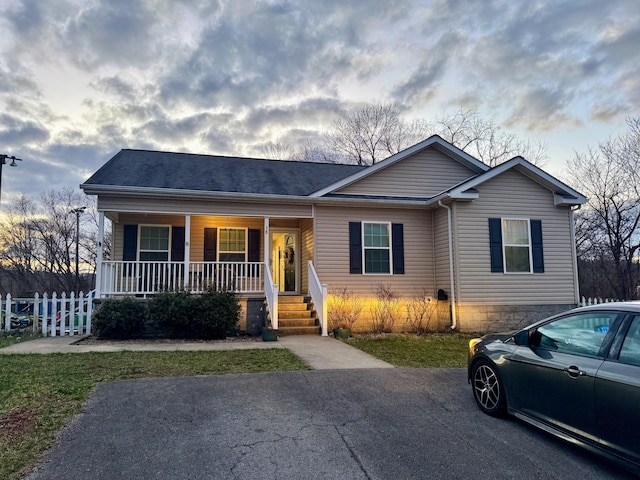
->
[270, 230, 298, 293]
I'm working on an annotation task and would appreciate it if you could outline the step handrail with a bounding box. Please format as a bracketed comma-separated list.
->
[308, 260, 328, 336]
[264, 265, 278, 330]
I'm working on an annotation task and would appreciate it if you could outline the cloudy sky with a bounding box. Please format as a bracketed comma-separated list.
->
[0, 0, 638, 205]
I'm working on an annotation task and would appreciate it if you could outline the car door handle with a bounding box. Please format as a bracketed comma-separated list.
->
[563, 366, 586, 378]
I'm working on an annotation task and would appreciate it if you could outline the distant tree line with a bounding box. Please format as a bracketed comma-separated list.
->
[570, 117, 640, 300]
[0, 188, 111, 296]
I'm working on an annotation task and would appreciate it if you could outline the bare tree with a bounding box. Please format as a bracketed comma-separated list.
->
[430, 108, 548, 166]
[324, 103, 547, 167]
[259, 139, 296, 160]
[0, 188, 101, 295]
[325, 103, 427, 165]
[568, 117, 640, 300]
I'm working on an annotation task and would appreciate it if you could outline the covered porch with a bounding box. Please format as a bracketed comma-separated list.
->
[94, 211, 327, 334]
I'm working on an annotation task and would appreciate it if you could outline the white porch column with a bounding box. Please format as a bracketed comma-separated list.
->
[95, 211, 104, 297]
[263, 217, 270, 272]
[183, 214, 191, 289]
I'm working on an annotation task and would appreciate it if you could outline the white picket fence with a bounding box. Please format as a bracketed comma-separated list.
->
[579, 296, 623, 307]
[2, 292, 93, 337]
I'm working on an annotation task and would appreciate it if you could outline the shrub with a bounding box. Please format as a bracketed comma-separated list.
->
[149, 288, 240, 339]
[327, 287, 363, 330]
[148, 290, 195, 338]
[405, 291, 438, 335]
[370, 283, 402, 333]
[93, 298, 147, 339]
[195, 288, 241, 339]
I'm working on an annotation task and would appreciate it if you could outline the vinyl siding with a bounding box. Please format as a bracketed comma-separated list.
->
[335, 146, 477, 198]
[113, 214, 265, 262]
[454, 169, 577, 304]
[301, 218, 314, 293]
[314, 205, 434, 296]
[99, 195, 313, 218]
[433, 207, 452, 297]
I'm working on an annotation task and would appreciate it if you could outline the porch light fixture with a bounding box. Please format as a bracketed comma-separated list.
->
[0, 154, 23, 205]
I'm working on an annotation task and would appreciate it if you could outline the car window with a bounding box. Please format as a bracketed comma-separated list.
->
[533, 312, 618, 358]
[618, 315, 640, 367]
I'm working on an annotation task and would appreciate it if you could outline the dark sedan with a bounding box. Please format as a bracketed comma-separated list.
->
[468, 302, 640, 473]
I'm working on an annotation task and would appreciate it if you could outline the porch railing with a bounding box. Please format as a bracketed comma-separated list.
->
[308, 260, 328, 336]
[100, 261, 264, 296]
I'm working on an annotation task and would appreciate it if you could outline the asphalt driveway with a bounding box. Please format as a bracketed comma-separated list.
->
[27, 369, 633, 480]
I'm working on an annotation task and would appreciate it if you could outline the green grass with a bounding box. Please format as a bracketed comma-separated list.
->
[0, 331, 39, 349]
[0, 349, 309, 480]
[346, 333, 478, 368]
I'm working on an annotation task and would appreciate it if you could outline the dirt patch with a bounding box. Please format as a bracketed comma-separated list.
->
[0, 409, 37, 441]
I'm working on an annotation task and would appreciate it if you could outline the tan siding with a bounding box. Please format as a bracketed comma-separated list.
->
[454, 170, 577, 304]
[433, 207, 451, 297]
[111, 214, 265, 262]
[189, 216, 264, 262]
[314, 205, 434, 297]
[336, 147, 477, 198]
[99, 195, 313, 218]
[300, 218, 314, 293]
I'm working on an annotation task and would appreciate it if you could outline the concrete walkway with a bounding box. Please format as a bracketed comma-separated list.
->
[0, 334, 393, 370]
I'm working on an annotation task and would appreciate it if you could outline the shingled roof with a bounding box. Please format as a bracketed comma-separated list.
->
[82, 149, 366, 197]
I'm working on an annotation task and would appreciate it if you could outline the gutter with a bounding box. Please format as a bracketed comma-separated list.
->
[438, 200, 457, 330]
[79, 184, 430, 208]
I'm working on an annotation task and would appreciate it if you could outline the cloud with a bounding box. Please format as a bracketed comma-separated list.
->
[0, 0, 638, 202]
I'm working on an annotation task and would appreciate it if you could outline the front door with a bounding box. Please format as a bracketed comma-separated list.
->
[271, 231, 298, 293]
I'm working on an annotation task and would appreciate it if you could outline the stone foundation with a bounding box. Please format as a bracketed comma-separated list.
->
[453, 303, 577, 333]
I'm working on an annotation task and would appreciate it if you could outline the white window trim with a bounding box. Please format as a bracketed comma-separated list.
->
[501, 217, 533, 274]
[138, 224, 172, 262]
[218, 227, 248, 262]
[362, 221, 393, 275]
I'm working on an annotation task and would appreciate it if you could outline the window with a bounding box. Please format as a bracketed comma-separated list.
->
[349, 222, 404, 275]
[363, 222, 391, 274]
[619, 316, 640, 367]
[139, 226, 170, 261]
[532, 312, 618, 358]
[503, 219, 532, 273]
[489, 218, 544, 274]
[219, 228, 246, 262]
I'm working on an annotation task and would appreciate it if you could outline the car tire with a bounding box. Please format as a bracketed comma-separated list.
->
[471, 359, 506, 417]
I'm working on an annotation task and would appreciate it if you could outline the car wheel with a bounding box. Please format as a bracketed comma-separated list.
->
[471, 360, 506, 417]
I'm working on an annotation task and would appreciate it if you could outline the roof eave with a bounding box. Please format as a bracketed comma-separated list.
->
[81, 184, 430, 208]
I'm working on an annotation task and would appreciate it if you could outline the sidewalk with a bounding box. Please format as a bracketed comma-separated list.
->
[0, 335, 393, 370]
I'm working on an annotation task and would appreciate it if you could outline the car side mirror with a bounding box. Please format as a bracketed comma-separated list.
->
[513, 330, 530, 346]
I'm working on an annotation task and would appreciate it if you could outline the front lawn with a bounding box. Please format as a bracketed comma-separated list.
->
[346, 333, 478, 367]
[0, 349, 309, 480]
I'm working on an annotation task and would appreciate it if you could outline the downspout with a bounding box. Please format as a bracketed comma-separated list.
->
[438, 200, 457, 330]
[570, 205, 581, 305]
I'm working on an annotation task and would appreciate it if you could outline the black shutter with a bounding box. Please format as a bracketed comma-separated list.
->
[204, 228, 217, 261]
[392, 223, 404, 274]
[123, 225, 138, 261]
[349, 222, 362, 274]
[171, 227, 185, 262]
[531, 220, 544, 273]
[488, 218, 503, 273]
[248, 229, 260, 262]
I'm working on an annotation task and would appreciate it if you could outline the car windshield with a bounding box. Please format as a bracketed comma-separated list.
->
[535, 312, 618, 358]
